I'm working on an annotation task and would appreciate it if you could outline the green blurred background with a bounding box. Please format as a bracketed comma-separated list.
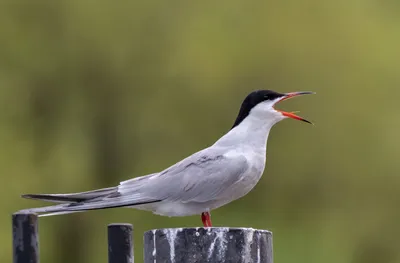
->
[1, 1, 400, 262]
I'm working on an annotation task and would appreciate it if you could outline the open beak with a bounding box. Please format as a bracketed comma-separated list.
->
[274, 91, 315, 124]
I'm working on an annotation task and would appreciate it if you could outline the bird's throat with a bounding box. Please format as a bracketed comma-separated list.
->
[216, 114, 274, 149]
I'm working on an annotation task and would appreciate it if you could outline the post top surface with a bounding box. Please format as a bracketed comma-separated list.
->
[12, 212, 38, 219]
[108, 223, 133, 227]
[146, 227, 272, 235]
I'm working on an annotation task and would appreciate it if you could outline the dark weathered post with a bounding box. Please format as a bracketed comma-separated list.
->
[108, 223, 134, 263]
[12, 212, 39, 263]
[144, 227, 273, 263]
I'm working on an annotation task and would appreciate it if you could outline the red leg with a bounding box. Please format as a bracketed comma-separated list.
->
[201, 212, 208, 227]
[201, 212, 212, 227]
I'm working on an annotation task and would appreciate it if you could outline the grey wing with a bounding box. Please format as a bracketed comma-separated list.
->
[120, 149, 250, 203]
[22, 149, 248, 215]
[21, 173, 163, 215]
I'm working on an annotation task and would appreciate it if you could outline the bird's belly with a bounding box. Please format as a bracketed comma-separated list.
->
[130, 201, 211, 217]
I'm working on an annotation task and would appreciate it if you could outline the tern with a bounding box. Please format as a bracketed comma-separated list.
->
[21, 90, 314, 227]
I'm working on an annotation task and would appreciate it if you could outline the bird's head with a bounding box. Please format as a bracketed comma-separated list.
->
[231, 90, 315, 129]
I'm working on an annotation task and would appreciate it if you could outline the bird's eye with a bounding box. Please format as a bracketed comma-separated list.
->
[264, 96, 269, 100]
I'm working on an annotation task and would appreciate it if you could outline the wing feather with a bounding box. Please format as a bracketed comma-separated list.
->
[118, 148, 249, 203]
[21, 147, 249, 216]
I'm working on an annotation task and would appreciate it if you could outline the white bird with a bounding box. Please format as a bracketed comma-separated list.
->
[21, 90, 314, 227]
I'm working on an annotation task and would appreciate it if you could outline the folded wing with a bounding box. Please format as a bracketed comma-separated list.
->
[20, 148, 248, 216]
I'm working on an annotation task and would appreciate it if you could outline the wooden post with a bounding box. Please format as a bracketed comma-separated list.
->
[144, 227, 273, 263]
[12, 212, 39, 263]
[108, 223, 134, 263]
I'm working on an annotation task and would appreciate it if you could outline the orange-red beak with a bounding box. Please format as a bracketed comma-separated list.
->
[274, 91, 315, 124]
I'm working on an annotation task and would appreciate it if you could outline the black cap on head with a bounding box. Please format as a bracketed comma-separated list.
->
[231, 90, 284, 129]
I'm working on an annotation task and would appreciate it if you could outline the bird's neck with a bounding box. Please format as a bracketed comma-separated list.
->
[214, 114, 277, 149]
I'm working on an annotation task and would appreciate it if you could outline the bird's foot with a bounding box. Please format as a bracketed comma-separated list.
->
[201, 212, 212, 227]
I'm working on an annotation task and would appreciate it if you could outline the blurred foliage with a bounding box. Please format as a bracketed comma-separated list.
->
[1, 0, 400, 262]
